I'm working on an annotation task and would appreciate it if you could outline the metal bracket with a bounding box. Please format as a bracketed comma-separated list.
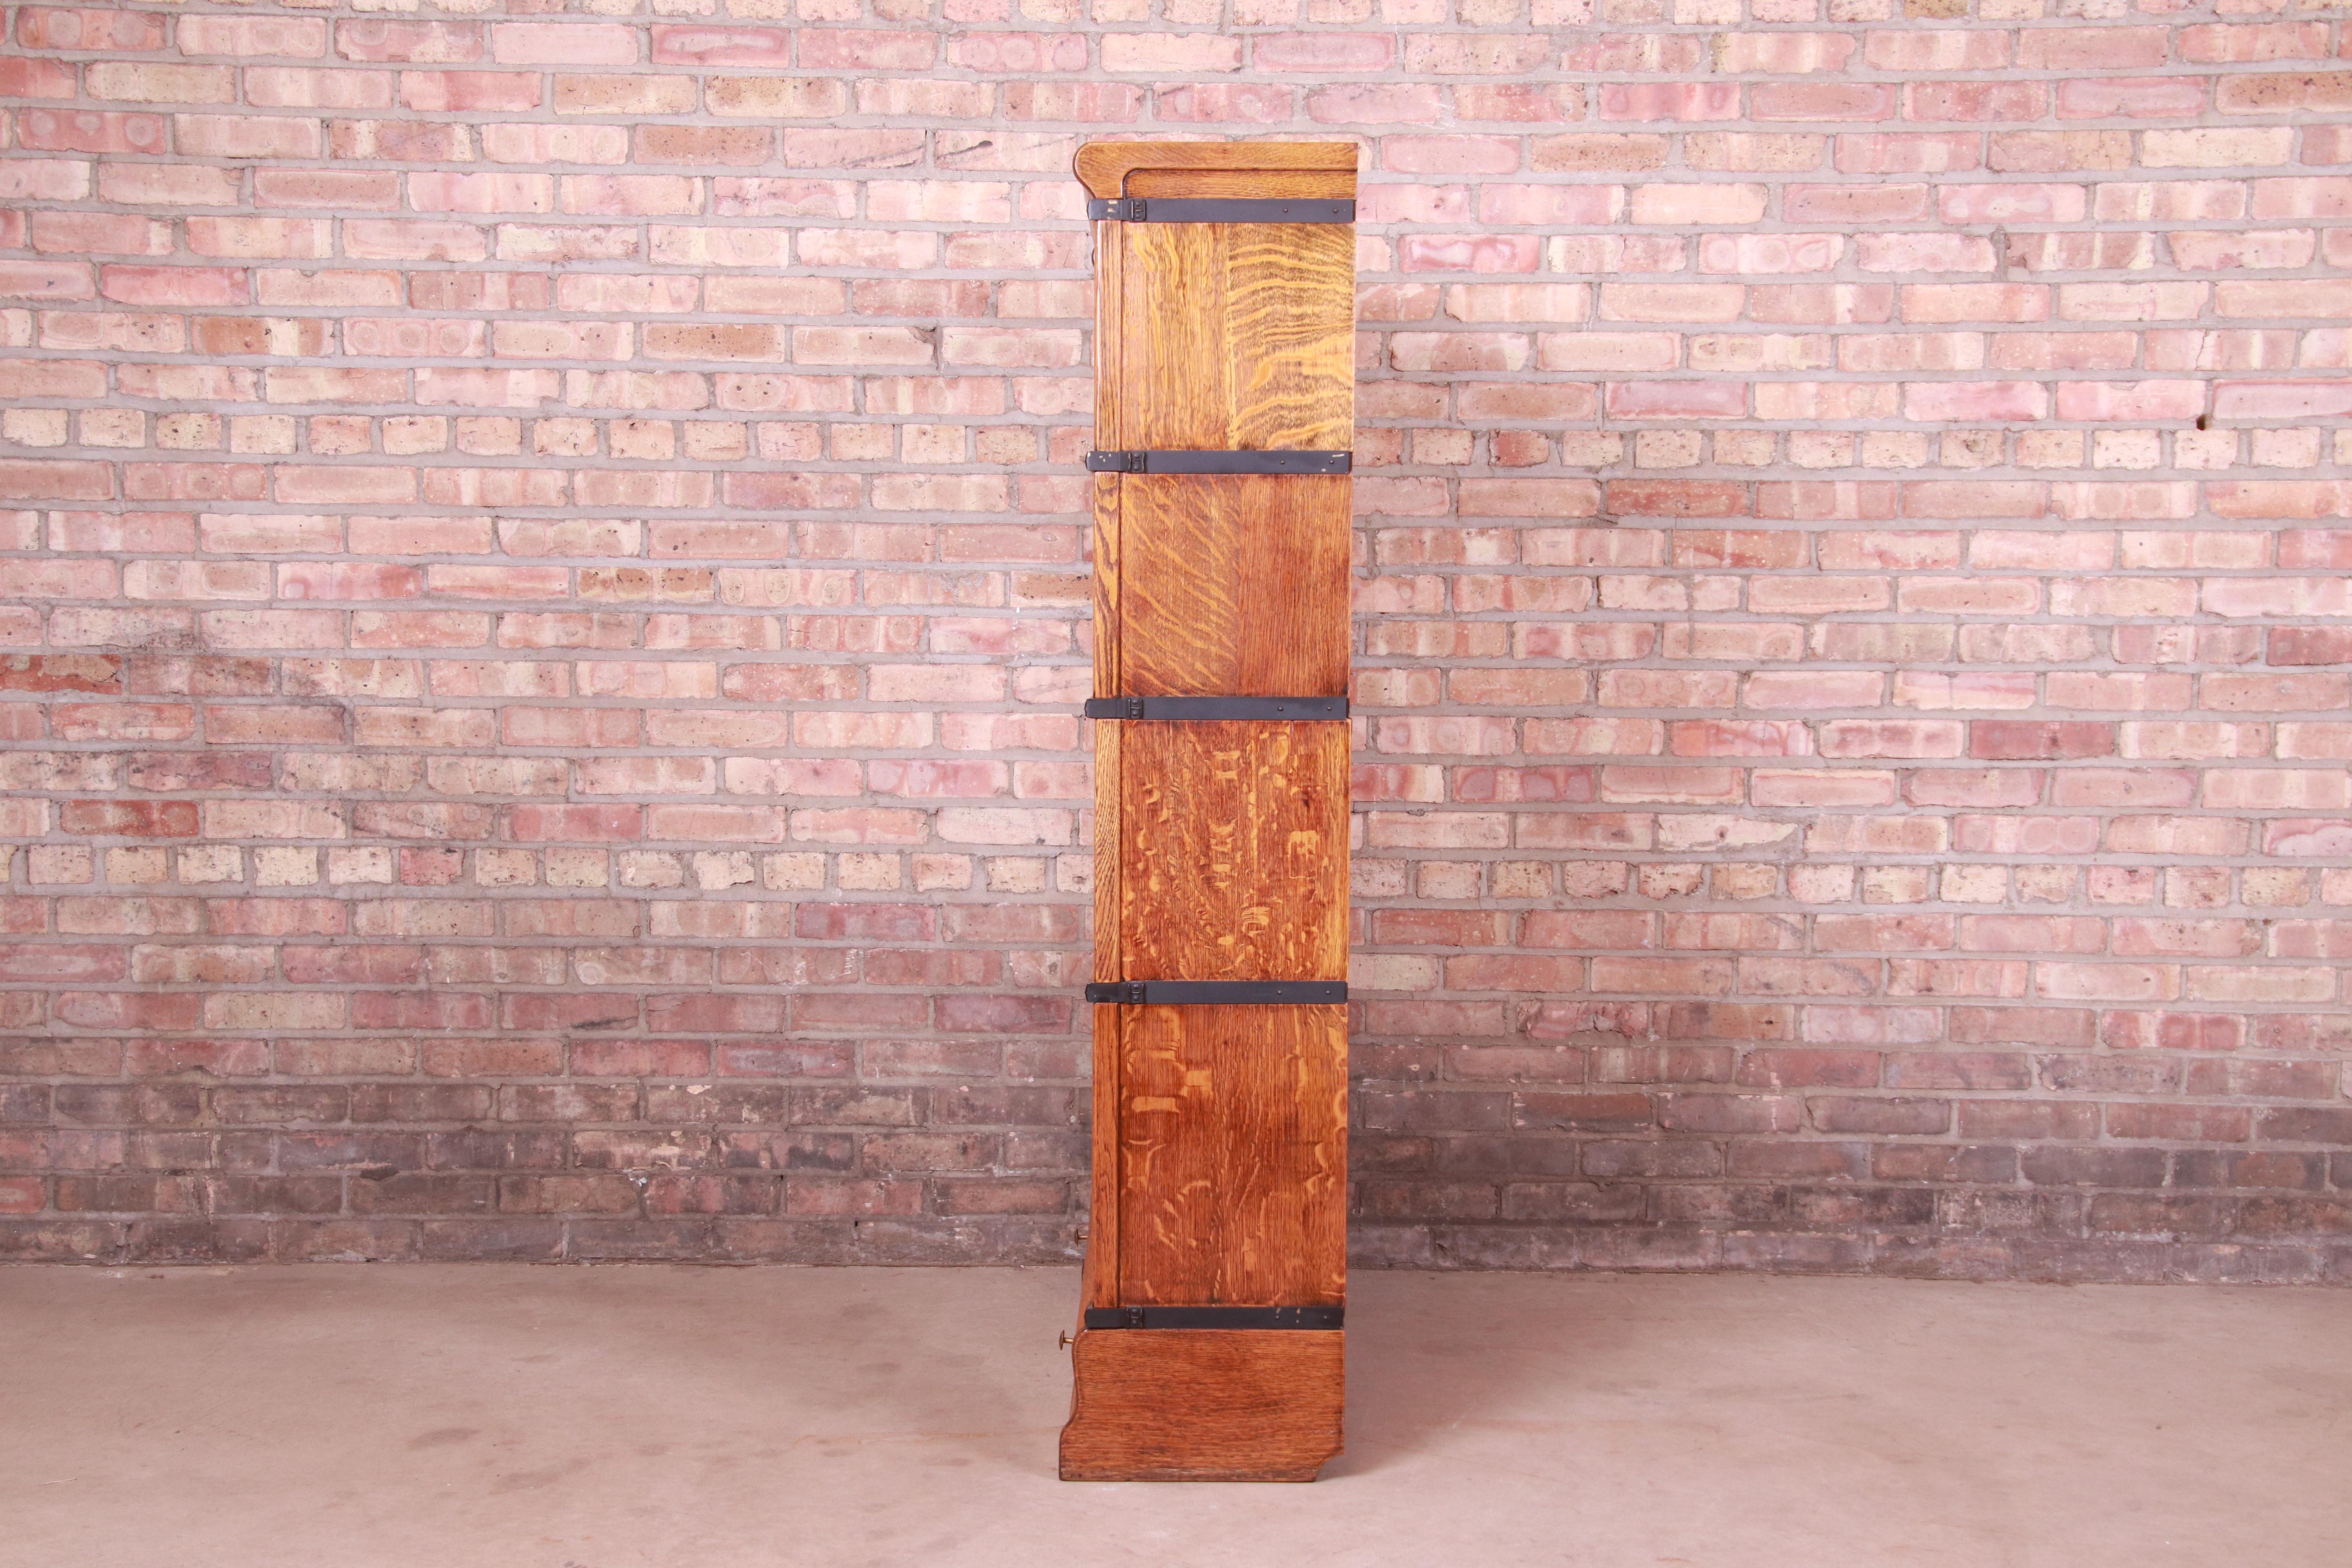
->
[1085, 449, 1351, 476]
[1082, 1305, 1345, 1331]
[1084, 980, 1348, 1006]
[1087, 198, 1356, 225]
[1083, 696, 1348, 722]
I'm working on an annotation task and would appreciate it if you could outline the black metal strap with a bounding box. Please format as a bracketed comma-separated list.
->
[1088, 198, 1355, 225]
[1085, 449, 1350, 476]
[1083, 696, 1347, 722]
[1084, 980, 1347, 1006]
[1083, 1305, 1344, 1331]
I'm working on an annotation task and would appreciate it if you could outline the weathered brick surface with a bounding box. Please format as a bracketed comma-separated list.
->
[3, 0, 2350, 1283]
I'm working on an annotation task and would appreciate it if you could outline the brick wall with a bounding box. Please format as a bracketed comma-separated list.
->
[2, 2, 2348, 1281]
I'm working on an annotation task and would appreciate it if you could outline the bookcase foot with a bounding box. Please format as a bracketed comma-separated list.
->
[1059, 1328, 1343, 1483]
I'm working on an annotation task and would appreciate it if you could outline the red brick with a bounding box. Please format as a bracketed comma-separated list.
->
[0, 6, 2335, 1275]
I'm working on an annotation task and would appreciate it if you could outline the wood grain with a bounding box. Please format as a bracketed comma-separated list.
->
[1074, 140, 1357, 200]
[1082, 1003, 1120, 1311]
[1119, 475, 1350, 699]
[1060, 1328, 1345, 1483]
[1120, 222, 1356, 453]
[1092, 708, 1122, 978]
[1092, 215, 1123, 448]
[1084, 716, 1121, 1312]
[1071, 138, 1355, 1479]
[1117, 1003, 1347, 1308]
[1125, 168, 1356, 200]
[1120, 722, 1347, 982]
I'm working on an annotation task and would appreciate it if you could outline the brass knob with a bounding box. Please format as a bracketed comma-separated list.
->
[1058, 1329, 1073, 1350]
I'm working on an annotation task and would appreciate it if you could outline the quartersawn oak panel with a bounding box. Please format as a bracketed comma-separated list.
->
[1119, 721, 1347, 982]
[1119, 475, 1350, 699]
[1060, 1328, 1344, 1482]
[1120, 221, 1355, 453]
[1116, 1004, 1348, 1308]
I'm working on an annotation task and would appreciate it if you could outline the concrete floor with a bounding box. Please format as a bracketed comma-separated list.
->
[0, 1267, 2343, 1568]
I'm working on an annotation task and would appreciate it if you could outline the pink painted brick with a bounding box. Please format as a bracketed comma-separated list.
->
[1099, 33, 1236, 73]
[335, 20, 484, 64]
[2056, 381, 2211, 421]
[1255, 33, 1395, 73]
[491, 23, 637, 65]
[1381, 135, 1523, 175]
[949, 32, 1088, 73]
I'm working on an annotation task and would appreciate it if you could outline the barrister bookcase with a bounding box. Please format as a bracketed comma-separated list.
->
[1058, 140, 1357, 1484]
